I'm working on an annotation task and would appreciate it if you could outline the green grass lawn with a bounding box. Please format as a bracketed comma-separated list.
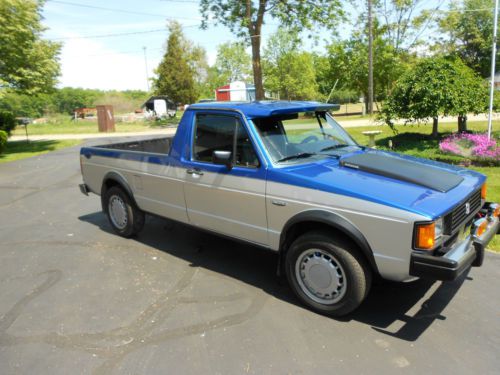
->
[0, 139, 82, 163]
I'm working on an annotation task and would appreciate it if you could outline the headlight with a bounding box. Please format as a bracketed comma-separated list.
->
[414, 218, 443, 251]
[434, 218, 443, 240]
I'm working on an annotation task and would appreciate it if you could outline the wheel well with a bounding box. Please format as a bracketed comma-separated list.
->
[100, 177, 135, 210]
[279, 220, 377, 275]
[102, 178, 121, 195]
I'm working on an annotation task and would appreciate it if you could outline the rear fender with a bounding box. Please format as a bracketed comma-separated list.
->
[101, 171, 136, 209]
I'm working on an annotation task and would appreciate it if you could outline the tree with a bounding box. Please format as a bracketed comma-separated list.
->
[0, 92, 53, 118]
[381, 57, 487, 137]
[189, 45, 211, 100]
[214, 42, 251, 83]
[52, 87, 100, 115]
[153, 21, 198, 104]
[374, 0, 444, 51]
[200, 0, 344, 100]
[321, 28, 410, 112]
[263, 29, 318, 100]
[437, 0, 498, 77]
[264, 51, 319, 100]
[0, 0, 61, 95]
[197, 66, 225, 99]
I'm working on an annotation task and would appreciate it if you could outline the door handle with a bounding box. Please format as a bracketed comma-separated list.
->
[186, 168, 204, 176]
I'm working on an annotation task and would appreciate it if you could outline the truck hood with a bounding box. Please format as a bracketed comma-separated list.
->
[267, 149, 485, 219]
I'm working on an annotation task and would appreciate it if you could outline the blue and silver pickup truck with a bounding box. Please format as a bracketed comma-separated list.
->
[79, 101, 499, 316]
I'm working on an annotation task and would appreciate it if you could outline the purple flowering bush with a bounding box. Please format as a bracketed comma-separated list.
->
[439, 133, 500, 165]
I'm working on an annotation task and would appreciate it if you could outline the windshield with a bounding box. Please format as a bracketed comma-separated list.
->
[251, 111, 358, 163]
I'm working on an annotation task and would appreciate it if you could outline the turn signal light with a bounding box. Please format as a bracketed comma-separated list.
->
[481, 183, 487, 200]
[416, 223, 435, 250]
[476, 220, 488, 237]
[493, 205, 500, 218]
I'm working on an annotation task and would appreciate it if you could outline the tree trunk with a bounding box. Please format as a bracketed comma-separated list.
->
[246, 0, 266, 101]
[458, 115, 467, 132]
[432, 117, 439, 138]
[251, 36, 265, 100]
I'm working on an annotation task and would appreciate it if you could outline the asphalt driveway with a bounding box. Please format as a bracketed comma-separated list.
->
[0, 139, 499, 374]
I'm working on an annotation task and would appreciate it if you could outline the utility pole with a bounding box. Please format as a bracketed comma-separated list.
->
[487, 0, 499, 140]
[367, 0, 374, 115]
[143, 46, 150, 92]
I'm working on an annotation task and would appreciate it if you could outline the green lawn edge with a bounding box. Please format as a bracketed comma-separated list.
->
[0, 139, 82, 163]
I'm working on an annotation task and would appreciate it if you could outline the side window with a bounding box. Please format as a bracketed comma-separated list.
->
[193, 114, 259, 168]
[194, 114, 234, 163]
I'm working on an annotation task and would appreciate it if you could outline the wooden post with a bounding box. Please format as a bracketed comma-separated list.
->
[96, 105, 115, 133]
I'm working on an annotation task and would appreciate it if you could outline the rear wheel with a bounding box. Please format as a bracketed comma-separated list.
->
[285, 231, 372, 317]
[104, 186, 145, 237]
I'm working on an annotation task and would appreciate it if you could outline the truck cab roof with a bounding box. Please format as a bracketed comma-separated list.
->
[187, 100, 339, 119]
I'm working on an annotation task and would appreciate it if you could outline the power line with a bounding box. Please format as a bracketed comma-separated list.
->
[65, 47, 164, 58]
[49, 23, 205, 40]
[160, 0, 199, 3]
[63, 37, 238, 58]
[50, 29, 165, 40]
[46, 0, 200, 20]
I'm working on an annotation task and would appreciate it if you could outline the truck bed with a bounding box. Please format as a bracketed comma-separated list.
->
[99, 136, 173, 155]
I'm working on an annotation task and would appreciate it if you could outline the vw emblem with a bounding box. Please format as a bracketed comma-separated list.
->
[465, 202, 471, 215]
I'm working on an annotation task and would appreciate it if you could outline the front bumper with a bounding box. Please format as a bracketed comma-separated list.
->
[410, 207, 499, 281]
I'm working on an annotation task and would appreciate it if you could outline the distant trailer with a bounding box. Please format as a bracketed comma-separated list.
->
[215, 81, 256, 102]
[141, 96, 177, 119]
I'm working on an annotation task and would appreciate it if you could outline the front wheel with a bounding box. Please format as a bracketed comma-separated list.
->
[285, 231, 372, 317]
[104, 186, 145, 238]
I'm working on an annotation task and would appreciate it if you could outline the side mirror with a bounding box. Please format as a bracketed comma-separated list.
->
[212, 150, 232, 169]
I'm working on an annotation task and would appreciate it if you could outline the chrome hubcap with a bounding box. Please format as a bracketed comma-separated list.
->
[108, 195, 128, 230]
[295, 249, 347, 304]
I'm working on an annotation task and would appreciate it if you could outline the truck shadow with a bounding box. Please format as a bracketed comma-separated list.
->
[79, 212, 471, 342]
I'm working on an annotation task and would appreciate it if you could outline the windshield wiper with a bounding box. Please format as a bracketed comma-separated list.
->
[320, 144, 351, 152]
[277, 152, 317, 163]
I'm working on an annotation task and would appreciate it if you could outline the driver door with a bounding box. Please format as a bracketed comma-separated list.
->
[181, 112, 268, 246]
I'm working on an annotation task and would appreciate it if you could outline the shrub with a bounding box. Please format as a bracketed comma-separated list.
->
[0, 130, 7, 154]
[439, 133, 500, 165]
[0, 110, 16, 135]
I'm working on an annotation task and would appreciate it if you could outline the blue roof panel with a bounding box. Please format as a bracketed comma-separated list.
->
[187, 101, 338, 119]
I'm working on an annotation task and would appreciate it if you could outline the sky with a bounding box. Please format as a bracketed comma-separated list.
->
[41, 0, 449, 91]
[41, 0, 285, 91]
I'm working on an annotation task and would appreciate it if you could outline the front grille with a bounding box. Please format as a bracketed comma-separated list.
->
[443, 189, 482, 234]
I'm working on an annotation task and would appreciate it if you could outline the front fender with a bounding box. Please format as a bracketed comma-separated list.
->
[279, 210, 379, 274]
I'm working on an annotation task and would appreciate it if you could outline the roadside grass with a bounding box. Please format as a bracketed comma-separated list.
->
[345, 120, 500, 144]
[336, 114, 372, 121]
[334, 103, 382, 118]
[12, 114, 181, 136]
[0, 139, 82, 163]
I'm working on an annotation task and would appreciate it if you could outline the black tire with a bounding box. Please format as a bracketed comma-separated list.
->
[285, 230, 372, 317]
[103, 186, 145, 238]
